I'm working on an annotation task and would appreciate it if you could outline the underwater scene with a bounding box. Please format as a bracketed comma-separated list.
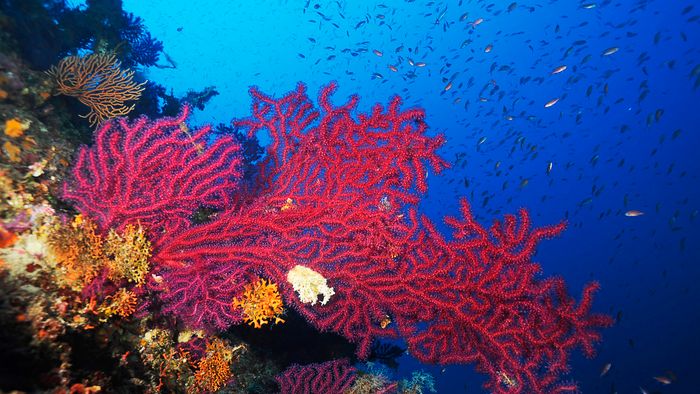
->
[0, 0, 698, 393]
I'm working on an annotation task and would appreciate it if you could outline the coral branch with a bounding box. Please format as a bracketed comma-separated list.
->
[62, 105, 242, 240]
[276, 360, 357, 394]
[47, 53, 146, 126]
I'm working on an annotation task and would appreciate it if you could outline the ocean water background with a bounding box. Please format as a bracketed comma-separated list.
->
[116, 0, 699, 392]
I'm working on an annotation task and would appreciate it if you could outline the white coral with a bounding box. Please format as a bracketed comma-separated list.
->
[286, 265, 334, 306]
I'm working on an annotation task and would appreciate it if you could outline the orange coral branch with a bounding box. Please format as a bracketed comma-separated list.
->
[47, 53, 146, 126]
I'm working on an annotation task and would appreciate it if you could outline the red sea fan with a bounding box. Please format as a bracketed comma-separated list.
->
[152, 82, 450, 332]
[275, 359, 357, 394]
[64, 83, 611, 394]
[62, 105, 243, 241]
[153, 83, 612, 393]
[158, 260, 252, 331]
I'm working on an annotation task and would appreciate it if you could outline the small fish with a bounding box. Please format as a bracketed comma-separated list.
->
[373, 49, 383, 57]
[484, 44, 493, 53]
[625, 210, 644, 217]
[415, 61, 427, 67]
[477, 136, 487, 146]
[379, 315, 391, 328]
[546, 161, 553, 175]
[544, 98, 560, 107]
[691, 63, 700, 77]
[600, 362, 611, 377]
[655, 108, 664, 122]
[434, 7, 448, 25]
[388, 65, 398, 72]
[444, 81, 453, 91]
[652, 376, 672, 384]
[602, 47, 619, 56]
[551, 65, 567, 74]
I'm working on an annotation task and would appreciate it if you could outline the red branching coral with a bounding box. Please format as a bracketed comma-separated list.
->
[64, 82, 611, 393]
[275, 359, 357, 394]
[62, 105, 242, 240]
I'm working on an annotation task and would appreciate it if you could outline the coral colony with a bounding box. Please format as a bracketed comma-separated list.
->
[61, 82, 612, 393]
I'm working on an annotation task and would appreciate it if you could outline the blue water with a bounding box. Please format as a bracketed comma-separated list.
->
[120, 0, 699, 392]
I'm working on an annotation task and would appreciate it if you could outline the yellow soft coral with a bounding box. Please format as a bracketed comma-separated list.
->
[232, 278, 285, 329]
[192, 338, 233, 393]
[47, 216, 152, 291]
[104, 223, 151, 285]
[3, 141, 21, 162]
[48, 215, 106, 291]
[4, 118, 30, 138]
[74, 214, 105, 260]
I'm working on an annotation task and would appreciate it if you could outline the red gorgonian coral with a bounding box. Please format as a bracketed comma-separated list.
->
[63, 83, 612, 393]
